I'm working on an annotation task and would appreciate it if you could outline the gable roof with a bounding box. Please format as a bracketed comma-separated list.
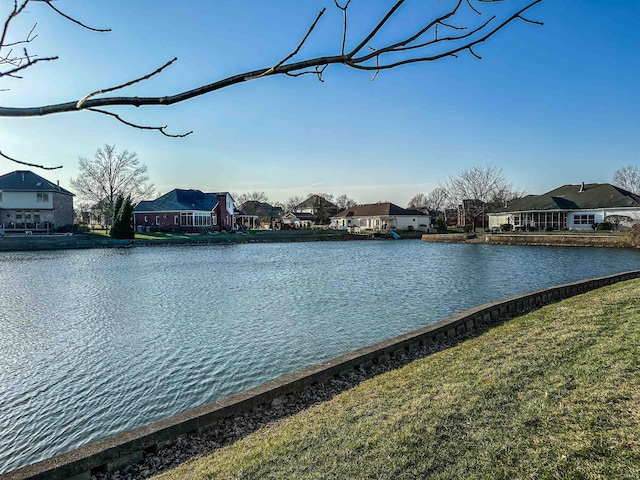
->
[295, 195, 338, 211]
[332, 202, 428, 218]
[134, 189, 222, 212]
[493, 183, 640, 213]
[239, 200, 283, 219]
[0, 170, 74, 196]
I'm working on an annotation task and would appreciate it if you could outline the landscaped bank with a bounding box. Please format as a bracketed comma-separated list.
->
[150, 278, 640, 480]
[422, 232, 634, 248]
[0, 230, 370, 251]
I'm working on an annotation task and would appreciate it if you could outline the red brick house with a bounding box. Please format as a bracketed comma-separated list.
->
[133, 189, 235, 233]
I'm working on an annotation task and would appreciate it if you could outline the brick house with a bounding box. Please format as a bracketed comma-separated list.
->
[133, 189, 235, 233]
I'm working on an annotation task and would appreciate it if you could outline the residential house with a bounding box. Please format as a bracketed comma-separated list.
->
[0, 170, 74, 233]
[330, 202, 431, 232]
[488, 183, 640, 231]
[133, 189, 235, 233]
[238, 200, 283, 229]
[283, 195, 338, 227]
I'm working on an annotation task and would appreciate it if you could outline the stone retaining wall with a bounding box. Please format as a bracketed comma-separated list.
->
[5, 271, 640, 480]
[483, 234, 630, 248]
[420, 233, 633, 248]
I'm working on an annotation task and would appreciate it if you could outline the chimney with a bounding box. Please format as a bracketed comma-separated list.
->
[57, 180, 59, 186]
[579, 182, 585, 193]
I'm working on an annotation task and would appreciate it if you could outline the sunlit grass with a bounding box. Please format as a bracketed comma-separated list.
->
[154, 280, 640, 479]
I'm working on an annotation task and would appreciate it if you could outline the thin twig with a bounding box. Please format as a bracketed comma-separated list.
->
[76, 58, 178, 109]
[0, 149, 63, 170]
[2, 23, 37, 47]
[391, 17, 492, 54]
[466, 0, 482, 15]
[334, 0, 351, 56]
[517, 15, 543, 26]
[0, 55, 58, 78]
[468, 46, 481, 59]
[284, 64, 327, 82]
[87, 108, 193, 137]
[42, 0, 111, 32]
[246, 8, 326, 81]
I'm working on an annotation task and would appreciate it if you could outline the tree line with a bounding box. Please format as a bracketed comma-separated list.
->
[71, 144, 640, 237]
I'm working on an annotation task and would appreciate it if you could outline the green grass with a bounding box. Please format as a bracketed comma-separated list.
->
[154, 280, 640, 479]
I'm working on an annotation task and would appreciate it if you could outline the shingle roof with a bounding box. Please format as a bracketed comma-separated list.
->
[0, 170, 74, 196]
[296, 195, 338, 210]
[134, 189, 220, 212]
[494, 183, 640, 213]
[332, 202, 428, 218]
[239, 200, 283, 219]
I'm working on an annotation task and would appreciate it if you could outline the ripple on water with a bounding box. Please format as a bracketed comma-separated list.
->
[1, 242, 640, 473]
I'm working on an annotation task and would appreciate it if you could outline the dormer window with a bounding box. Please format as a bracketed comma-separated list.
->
[37, 193, 49, 203]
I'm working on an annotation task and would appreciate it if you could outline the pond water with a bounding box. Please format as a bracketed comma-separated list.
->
[1, 240, 639, 473]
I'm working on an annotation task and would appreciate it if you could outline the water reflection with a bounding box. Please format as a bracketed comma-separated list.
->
[0, 241, 638, 473]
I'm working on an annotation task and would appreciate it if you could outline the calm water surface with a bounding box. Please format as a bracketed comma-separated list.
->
[1, 240, 639, 473]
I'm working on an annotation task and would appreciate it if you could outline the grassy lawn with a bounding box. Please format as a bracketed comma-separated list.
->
[154, 280, 640, 479]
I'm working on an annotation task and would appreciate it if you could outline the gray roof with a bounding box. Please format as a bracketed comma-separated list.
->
[493, 183, 640, 213]
[239, 200, 284, 219]
[134, 189, 224, 212]
[0, 170, 74, 196]
[296, 195, 338, 211]
[332, 202, 428, 218]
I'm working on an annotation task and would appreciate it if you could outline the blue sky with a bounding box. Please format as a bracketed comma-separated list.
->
[0, 0, 638, 206]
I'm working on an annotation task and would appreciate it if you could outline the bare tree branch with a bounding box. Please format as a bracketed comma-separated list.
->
[0, 0, 543, 114]
[76, 58, 178, 108]
[87, 108, 193, 138]
[1, 54, 57, 78]
[2, 22, 37, 48]
[334, 0, 351, 56]
[0, 149, 62, 170]
[246, 8, 326, 81]
[0, 0, 544, 169]
[41, 0, 111, 33]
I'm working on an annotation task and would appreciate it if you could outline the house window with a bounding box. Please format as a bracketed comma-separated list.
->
[181, 212, 193, 226]
[573, 214, 595, 225]
[155, 216, 160, 225]
[193, 212, 210, 226]
[212, 215, 217, 226]
[174, 215, 179, 225]
[37, 193, 49, 203]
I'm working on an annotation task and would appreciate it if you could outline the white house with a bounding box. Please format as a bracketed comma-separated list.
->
[330, 202, 431, 232]
[488, 183, 640, 231]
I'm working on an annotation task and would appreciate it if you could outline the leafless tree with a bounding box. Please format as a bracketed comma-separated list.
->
[276, 195, 305, 214]
[0, 0, 543, 169]
[426, 187, 450, 214]
[408, 193, 429, 211]
[613, 165, 640, 194]
[69, 145, 154, 226]
[443, 164, 514, 231]
[335, 194, 357, 211]
[234, 191, 270, 207]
